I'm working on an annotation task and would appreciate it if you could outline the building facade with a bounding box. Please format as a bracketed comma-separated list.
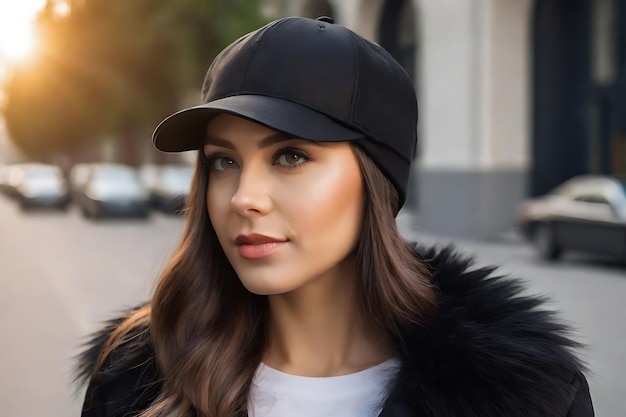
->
[265, 0, 626, 239]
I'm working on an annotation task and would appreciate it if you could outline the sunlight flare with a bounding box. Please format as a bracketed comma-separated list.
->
[0, 0, 47, 63]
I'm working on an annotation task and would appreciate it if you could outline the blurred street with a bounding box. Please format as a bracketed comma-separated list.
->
[0, 1, 624, 416]
[0, 198, 624, 417]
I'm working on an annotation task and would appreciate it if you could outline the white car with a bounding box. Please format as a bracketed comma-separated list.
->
[75, 164, 150, 219]
[149, 165, 193, 214]
[517, 175, 626, 261]
[11, 163, 69, 210]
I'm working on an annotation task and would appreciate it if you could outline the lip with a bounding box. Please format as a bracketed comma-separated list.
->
[235, 233, 287, 245]
[235, 233, 288, 260]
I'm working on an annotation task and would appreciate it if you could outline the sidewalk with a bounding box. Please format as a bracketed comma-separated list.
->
[395, 207, 524, 246]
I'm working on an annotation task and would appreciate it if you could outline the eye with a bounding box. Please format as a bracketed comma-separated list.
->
[206, 155, 239, 171]
[273, 148, 311, 168]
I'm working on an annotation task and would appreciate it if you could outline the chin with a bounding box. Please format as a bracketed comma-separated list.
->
[237, 273, 300, 296]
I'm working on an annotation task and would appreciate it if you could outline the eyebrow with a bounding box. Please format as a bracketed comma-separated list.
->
[204, 132, 305, 150]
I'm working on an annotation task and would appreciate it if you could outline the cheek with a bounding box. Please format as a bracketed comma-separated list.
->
[285, 159, 364, 247]
[206, 177, 233, 235]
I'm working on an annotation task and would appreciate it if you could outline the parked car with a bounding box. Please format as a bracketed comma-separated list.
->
[1, 163, 24, 198]
[11, 163, 69, 210]
[75, 164, 150, 219]
[138, 164, 160, 192]
[0, 164, 9, 195]
[148, 165, 193, 214]
[517, 175, 626, 261]
[69, 163, 96, 201]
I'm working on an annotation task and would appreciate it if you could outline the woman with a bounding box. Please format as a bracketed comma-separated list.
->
[77, 16, 594, 417]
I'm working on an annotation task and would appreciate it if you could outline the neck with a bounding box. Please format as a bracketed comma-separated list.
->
[263, 261, 391, 377]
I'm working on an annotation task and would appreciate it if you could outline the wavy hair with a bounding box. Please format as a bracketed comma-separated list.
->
[98, 144, 437, 417]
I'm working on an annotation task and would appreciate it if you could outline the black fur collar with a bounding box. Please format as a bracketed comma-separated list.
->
[77, 244, 587, 417]
[381, 245, 585, 416]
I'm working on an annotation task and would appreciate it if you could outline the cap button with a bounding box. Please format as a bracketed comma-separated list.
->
[316, 16, 334, 24]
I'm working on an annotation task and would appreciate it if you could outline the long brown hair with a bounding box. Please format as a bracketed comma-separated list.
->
[101, 144, 437, 417]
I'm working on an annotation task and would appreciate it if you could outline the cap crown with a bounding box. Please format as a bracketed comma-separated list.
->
[201, 17, 418, 163]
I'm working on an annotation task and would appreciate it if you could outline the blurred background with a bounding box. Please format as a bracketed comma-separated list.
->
[0, 0, 625, 416]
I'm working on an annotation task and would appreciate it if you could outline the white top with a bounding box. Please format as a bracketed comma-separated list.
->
[248, 359, 401, 417]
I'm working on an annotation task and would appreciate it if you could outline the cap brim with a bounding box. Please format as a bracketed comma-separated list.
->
[152, 95, 365, 152]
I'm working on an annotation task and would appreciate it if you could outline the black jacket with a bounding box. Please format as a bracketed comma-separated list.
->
[77, 245, 594, 417]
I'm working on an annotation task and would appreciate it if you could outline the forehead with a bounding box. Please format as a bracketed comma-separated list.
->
[203, 114, 314, 152]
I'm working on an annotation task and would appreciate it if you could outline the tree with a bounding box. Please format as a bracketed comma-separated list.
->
[2, 0, 266, 163]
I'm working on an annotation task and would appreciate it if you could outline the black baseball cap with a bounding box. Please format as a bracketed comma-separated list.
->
[153, 16, 418, 208]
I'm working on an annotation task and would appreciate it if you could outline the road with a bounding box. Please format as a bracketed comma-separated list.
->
[0, 196, 624, 417]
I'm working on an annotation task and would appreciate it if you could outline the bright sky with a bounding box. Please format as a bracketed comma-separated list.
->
[0, 0, 47, 64]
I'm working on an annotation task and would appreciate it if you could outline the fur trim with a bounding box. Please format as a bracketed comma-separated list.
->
[76, 244, 588, 417]
[388, 244, 586, 416]
[74, 312, 130, 387]
[76, 306, 159, 417]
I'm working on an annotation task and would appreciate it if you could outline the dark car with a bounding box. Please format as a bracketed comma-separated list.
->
[0, 164, 10, 196]
[148, 165, 193, 214]
[69, 163, 97, 202]
[1, 163, 23, 198]
[75, 164, 150, 219]
[11, 163, 69, 210]
[517, 175, 626, 261]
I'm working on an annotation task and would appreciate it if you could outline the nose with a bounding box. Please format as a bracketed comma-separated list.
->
[230, 166, 273, 216]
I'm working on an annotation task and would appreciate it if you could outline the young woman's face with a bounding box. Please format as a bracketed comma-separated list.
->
[204, 114, 364, 295]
